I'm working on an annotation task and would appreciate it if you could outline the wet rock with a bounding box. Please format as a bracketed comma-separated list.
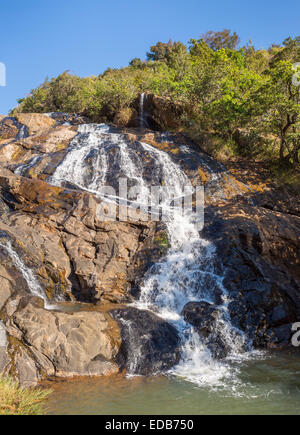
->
[111, 307, 181, 375]
[45, 112, 91, 125]
[133, 93, 184, 131]
[182, 301, 221, 336]
[0, 117, 23, 141]
[204, 202, 300, 349]
[182, 301, 242, 359]
[0, 168, 164, 304]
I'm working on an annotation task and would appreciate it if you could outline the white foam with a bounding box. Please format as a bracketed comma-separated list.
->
[0, 241, 54, 310]
[0, 321, 7, 348]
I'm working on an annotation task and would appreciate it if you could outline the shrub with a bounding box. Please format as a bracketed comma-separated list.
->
[0, 374, 51, 416]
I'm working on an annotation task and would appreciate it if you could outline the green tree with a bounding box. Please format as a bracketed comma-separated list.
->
[254, 61, 300, 164]
[201, 29, 241, 51]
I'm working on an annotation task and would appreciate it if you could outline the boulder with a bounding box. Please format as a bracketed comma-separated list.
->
[111, 307, 181, 375]
[182, 301, 244, 359]
[1, 296, 121, 385]
[14, 113, 56, 136]
[0, 117, 23, 141]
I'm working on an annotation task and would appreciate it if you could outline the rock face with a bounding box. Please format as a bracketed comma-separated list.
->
[1, 296, 120, 386]
[182, 302, 245, 359]
[111, 307, 181, 375]
[0, 168, 165, 304]
[135, 93, 184, 131]
[203, 200, 300, 350]
[0, 113, 176, 384]
[0, 111, 299, 385]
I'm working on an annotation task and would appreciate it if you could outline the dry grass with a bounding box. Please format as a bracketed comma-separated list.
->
[0, 375, 52, 415]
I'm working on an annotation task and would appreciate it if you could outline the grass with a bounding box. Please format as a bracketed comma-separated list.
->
[0, 374, 52, 415]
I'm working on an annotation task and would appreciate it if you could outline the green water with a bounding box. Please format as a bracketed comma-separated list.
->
[46, 351, 300, 415]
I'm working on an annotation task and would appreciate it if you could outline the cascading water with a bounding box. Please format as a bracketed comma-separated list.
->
[15, 155, 42, 176]
[16, 123, 257, 389]
[0, 240, 52, 309]
[16, 124, 29, 140]
[133, 190, 249, 388]
[0, 321, 6, 348]
[139, 93, 145, 128]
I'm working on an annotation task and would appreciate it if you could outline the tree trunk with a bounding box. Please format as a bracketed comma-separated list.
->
[280, 134, 286, 161]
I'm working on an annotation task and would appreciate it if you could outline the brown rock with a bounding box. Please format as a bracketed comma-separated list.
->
[114, 107, 138, 127]
[1, 298, 121, 384]
[14, 113, 56, 136]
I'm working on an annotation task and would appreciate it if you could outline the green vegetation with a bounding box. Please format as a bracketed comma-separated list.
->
[155, 232, 170, 250]
[0, 374, 51, 415]
[12, 30, 300, 176]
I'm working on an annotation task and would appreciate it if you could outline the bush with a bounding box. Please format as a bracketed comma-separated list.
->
[0, 374, 52, 415]
[11, 33, 300, 167]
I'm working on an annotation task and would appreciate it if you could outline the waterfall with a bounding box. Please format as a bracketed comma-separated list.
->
[0, 321, 6, 348]
[134, 192, 248, 387]
[15, 155, 42, 175]
[16, 124, 29, 140]
[0, 240, 52, 309]
[43, 123, 254, 388]
[139, 93, 147, 128]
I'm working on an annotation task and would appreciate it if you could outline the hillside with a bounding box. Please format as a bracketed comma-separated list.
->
[11, 32, 300, 186]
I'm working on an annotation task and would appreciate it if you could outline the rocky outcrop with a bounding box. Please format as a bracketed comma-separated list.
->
[182, 301, 245, 359]
[132, 93, 184, 131]
[203, 200, 300, 350]
[0, 168, 165, 304]
[0, 295, 121, 386]
[0, 111, 299, 386]
[111, 307, 181, 375]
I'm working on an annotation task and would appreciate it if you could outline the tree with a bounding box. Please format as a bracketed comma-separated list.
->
[201, 29, 240, 51]
[270, 36, 300, 66]
[254, 61, 300, 164]
[129, 58, 145, 69]
[189, 39, 214, 62]
[146, 40, 182, 62]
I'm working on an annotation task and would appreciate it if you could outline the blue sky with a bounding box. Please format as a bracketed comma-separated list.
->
[0, 0, 299, 114]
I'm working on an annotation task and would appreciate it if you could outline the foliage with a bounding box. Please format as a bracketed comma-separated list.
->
[0, 374, 51, 415]
[200, 29, 241, 51]
[12, 32, 300, 167]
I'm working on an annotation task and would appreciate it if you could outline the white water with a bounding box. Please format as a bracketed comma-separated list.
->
[47, 124, 191, 212]
[16, 124, 28, 140]
[42, 124, 257, 390]
[0, 241, 53, 309]
[15, 155, 42, 175]
[134, 193, 250, 388]
[0, 321, 6, 348]
[139, 93, 146, 128]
